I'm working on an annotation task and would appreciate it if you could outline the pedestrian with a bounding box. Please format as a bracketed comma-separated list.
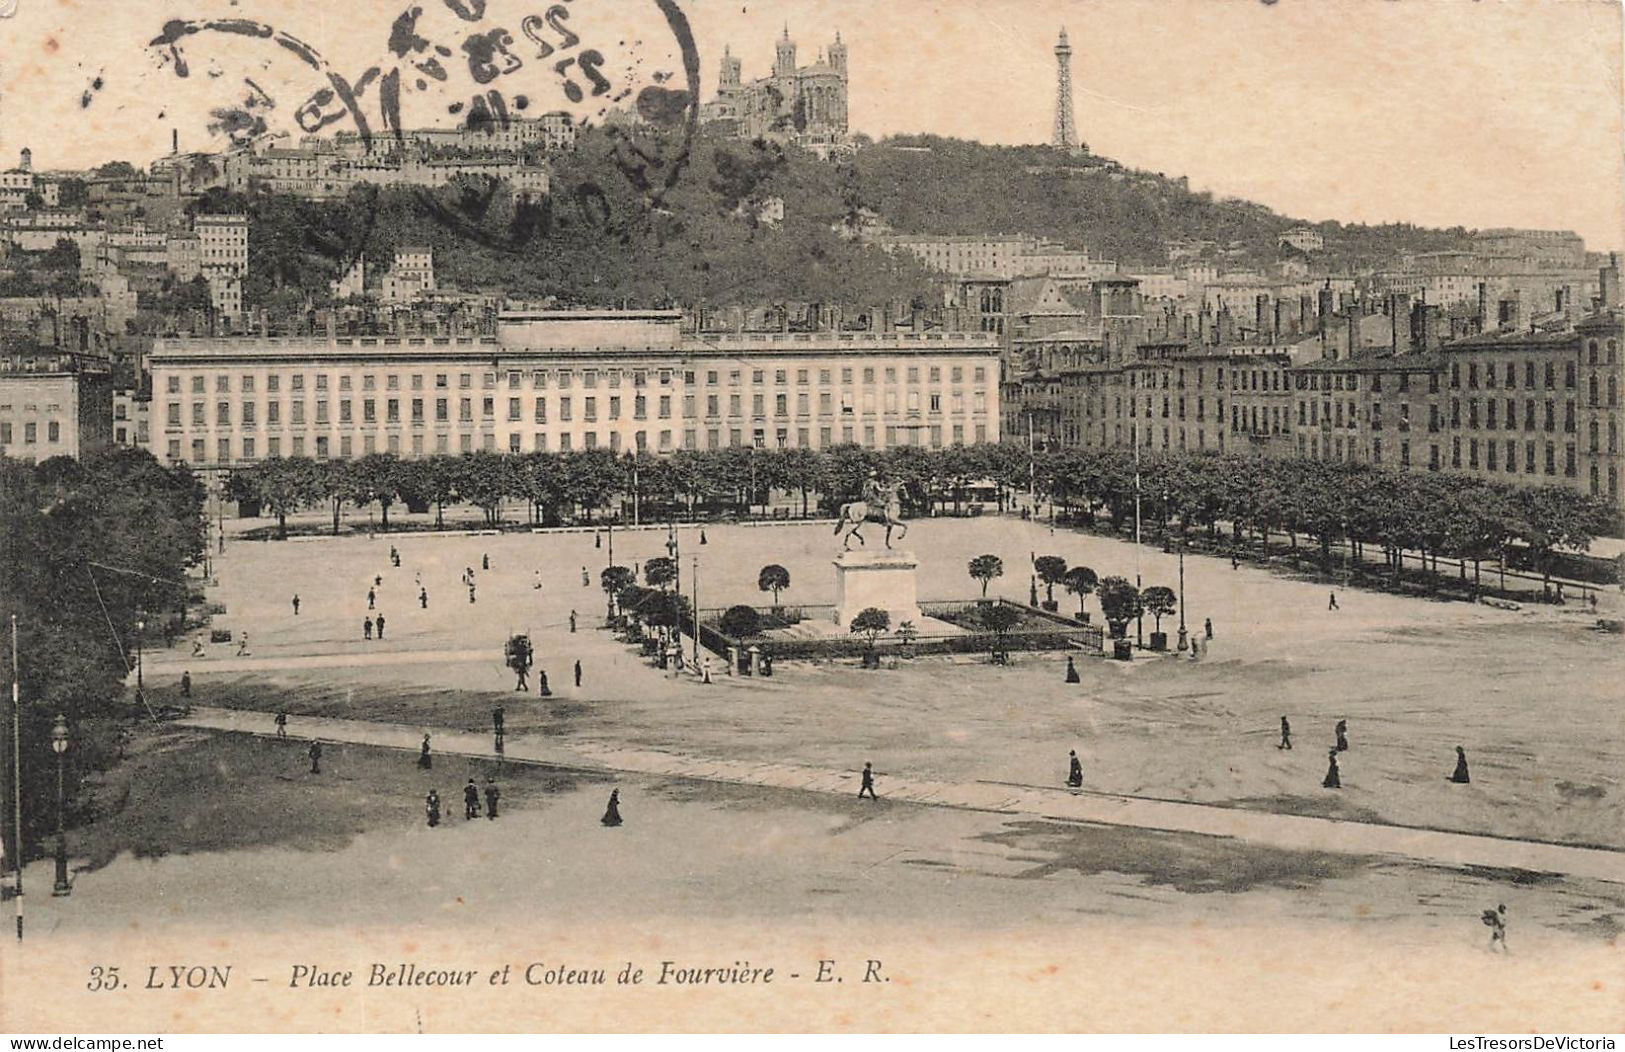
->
[425, 790, 441, 828]
[1065, 655, 1080, 683]
[363, 616, 373, 641]
[1204, 617, 1212, 640]
[538, 669, 551, 696]
[236, 633, 249, 657]
[595, 532, 602, 550]
[482, 553, 490, 571]
[581, 566, 589, 587]
[1328, 590, 1340, 611]
[419, 587, 428, 609]
[702, 656, 712, 684]
[699, 529, 708, 545]
[569, 610, 577, 633]
[1066, 749, 1083, 788]
[192, 639, 206, 658]
[464, 778, 481, 820]
[180, 670, 192, 698]
[484, 779, 500, 820]
[1278, 716, 1292, 750]
[859, 762, 878, 800]
[374, 574, 382, 588]
[292, 594, 301, 615]
[1335, 719, 1349, 752]
[275, 710, 287, 738]
[1482, 904, 1509, 952]
[1449, 746, 1471, 784]
[514, 657, 529, 692]
[418, 734, 432, 769]
[390, 545, 399, 566]
[368, 588, 376, 610]
[493, 705, 505, 740]
[1322, 748, 1340, 789]
[533, 569, 543, 590]
[469, 584, 477, 604]
[308, 740, 322, 775]
[600, 788, 624, 826]
[574, 659, 582, 688]
[1230, 552, 1238, 570]
[375, 614, 385, 640]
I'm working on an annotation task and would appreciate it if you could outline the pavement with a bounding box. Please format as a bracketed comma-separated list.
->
[176, 704, 1625, 885]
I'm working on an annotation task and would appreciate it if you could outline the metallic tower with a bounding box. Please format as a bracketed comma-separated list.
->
[1052, 27, 1077, 149]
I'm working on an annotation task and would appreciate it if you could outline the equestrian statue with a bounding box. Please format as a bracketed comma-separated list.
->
[834, 475, 909, 550]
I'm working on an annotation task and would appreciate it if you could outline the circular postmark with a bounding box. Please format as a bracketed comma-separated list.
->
[143, 1, 701, 249]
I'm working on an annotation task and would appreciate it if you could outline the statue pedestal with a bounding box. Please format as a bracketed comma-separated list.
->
[833, 550, 921, 631]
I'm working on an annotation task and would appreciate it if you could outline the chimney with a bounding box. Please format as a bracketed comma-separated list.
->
[1273, 297, 1285, 340]
[172, 128, 179, 155]
[1477, 282, 1490, 334]
[1346, 311, 1358, 360]
[1317, 282, 1335, 333]
[1391, 292, 1412, 354]
[1299, 293, 1312, 334]
[325, 311, 336, 339]
[1600, 254, 1621, 309]
[1255, 294, 1269, 338]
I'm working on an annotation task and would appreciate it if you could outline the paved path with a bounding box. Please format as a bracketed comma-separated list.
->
[148, 646, 495, 674]
[175, 706, 1625, 885]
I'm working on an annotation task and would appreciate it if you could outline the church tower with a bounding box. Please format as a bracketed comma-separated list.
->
[1052, 27, 1077, 149]
[775, 25, 797, 78]
[829, 32, 847, 76]
[719, 45, 742, 91]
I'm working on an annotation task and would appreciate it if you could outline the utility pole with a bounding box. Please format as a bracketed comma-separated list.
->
[10, 614, 22, 941]
[690, 554, 701, 667]
[1133, 424, 1143, 649]
[1176, 538, 1188, 652]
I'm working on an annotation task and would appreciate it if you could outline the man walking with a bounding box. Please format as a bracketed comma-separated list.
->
[181, 670, 192, 698]
[858, 761, 878, 800]
[425, 790, 441, 828]
[538, 669, 551, 696]
[275, 710, 288, 738]
[292, 594, 301, 615]
[574, 659, 582, 689]
[1482, 904, 1509, 952]
[569, 610, 577, 633]
[419, 587, 429, 609]
[493, 705, 506, 744]
[368, 587, 376, 610]
[308, 740, 322, 775]
[375, 614, 385, 640]
[236, 633, 250, 657]
[363, 616, 373, 641]
[418, 734, 432, 770]
[464, 778, 481, 820]
[1204, 617, 1213, 640]
[1328, 590, 1340, 611]
[484, 780, 500, 820]
[1278, 716, 1292, 750]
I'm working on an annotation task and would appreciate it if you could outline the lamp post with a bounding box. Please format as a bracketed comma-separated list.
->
[10, 613, 22, 940]
[134, 619, 145, 710]
[690, 554, 701, 667]
[1176, 538, 1188, 652]
[50, 715, 69, 897]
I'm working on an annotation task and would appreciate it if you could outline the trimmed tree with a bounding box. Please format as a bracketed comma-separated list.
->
[1140, 585, 1177, 641]
[1034, 555, 1068, 607]
[720, 604, 762, 639]
[1061, 565, 1098, 619]
[644, 556, 678, 591]
[849, 607, 891, 666]
[757, 563, 791, 606]
[1096, 575, 1141, 640]
[968, 553, 1004, 599]
[979, 601, 1021, 664]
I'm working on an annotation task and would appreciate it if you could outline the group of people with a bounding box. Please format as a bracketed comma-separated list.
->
[1269, 716, 1473, 791]
[424, 778, 501, 827]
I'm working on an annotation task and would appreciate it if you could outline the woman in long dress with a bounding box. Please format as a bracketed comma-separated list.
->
[1322, 749, 1341, 789]
[1449, 746, 1471, 784]
[418, 734, 432, 770]
[425, 790, 441, 828]
[1066, 750, 1083, 788]
[601, 788, 623, 827]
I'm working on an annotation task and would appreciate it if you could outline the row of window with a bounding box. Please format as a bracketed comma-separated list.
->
[164, 390, 991, 429]
[0, 420, 61, 445]
[163, 364, 991, 396]
[166, 422, 993, 463]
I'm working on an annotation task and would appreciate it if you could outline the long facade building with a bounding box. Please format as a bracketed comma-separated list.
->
[146, 311, 1001, 471]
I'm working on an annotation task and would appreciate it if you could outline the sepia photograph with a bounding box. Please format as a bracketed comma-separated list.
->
[0, 0, 1621, 1036]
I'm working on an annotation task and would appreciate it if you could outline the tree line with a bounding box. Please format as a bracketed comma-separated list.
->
[0, 449, 207, 867]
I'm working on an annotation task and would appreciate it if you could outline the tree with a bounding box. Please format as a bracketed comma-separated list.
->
[757, 563, 790, 605]
[979, 602, 1021, 664]
[1096, 575, 1141, 640]
[1140, 585, 1177, 635]
[849, 607, 890, 662]
[321, 459, 365, 535]
[968, 553, 1004, 599]
[231, 456, 320, 539]
[1061, 565, 1098, 618]
[350, 453, 402, 531]
[720, 604, 762, 639]
[459, 451, 516, 525]
[1033, 555, 1068, 605]
[57, 178, 88, 208]
[895, 619, 918, 653]
[644, 556, 678, 591]
[601, 565, 636, 600]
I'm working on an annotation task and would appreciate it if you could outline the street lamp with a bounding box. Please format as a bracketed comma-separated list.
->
[50, 715, 69, 897]
[134, 619, 145, 709]
[1176, 538, 1188, 652]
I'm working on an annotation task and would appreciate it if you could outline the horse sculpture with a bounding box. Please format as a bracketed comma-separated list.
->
[834, 481, 909, 550]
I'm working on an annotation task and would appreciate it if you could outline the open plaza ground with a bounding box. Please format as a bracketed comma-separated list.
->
[11, 513, 1624, 975]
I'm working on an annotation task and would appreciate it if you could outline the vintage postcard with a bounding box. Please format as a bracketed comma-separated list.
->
[0, 0, 1621, 1035]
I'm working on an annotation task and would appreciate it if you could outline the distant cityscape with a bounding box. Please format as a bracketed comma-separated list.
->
[0, 24, 1619, 520]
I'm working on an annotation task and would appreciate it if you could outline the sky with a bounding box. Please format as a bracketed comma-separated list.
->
[1, 0, 1621, 249]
